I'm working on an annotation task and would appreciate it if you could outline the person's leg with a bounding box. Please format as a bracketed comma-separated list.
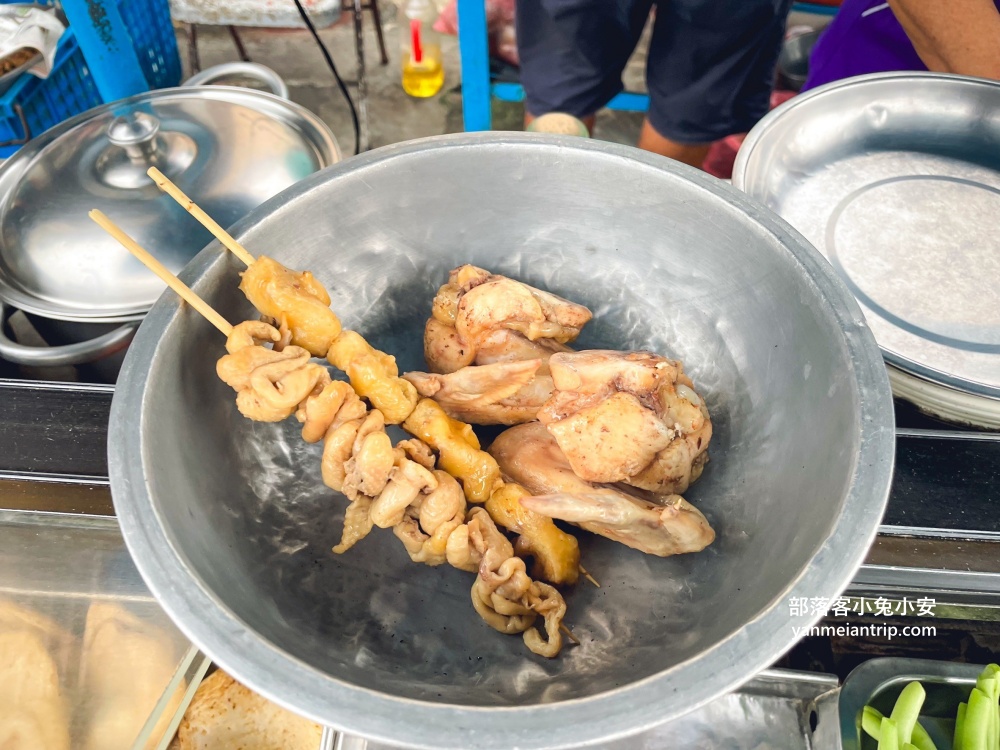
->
[516, 0, 653, 128]
[525, 112, 597, 132]
[637, 120, 710, 166]
[643, 0, 793, 166]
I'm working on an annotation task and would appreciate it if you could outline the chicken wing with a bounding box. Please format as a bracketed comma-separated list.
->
[538, 350, 712, 495]
[403, 359, 546, 425]
[424, 265, 591, 374]
[489, 422, 714, 557]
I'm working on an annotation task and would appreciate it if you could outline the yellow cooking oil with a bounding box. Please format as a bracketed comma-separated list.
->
[402, 44, 444, 98]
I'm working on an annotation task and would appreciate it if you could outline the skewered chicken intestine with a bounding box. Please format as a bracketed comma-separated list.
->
[393, 468, 467, 566]
[403, 399, 581, 584]
[327, 330, 419, 424]
[217, 321, 330, 422]
[490, 422, 715, 557]
[239, 256, 342, 357]
[424, 265, 591, 374]
[463, 508, 566, 658]
[537, 350, 712, 495]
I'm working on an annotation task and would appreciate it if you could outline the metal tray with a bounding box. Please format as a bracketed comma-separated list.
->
[733, 72, 1000, 411]
[311, 669, 841, 750]
[839, 657, 985, 750]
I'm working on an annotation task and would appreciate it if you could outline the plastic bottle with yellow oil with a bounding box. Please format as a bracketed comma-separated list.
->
[401, 0, 444, 98]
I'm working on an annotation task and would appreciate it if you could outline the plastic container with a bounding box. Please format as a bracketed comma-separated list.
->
[0, 509, 201, 749]
[400, 0, 444, 98]
[0, 0, 181, 157]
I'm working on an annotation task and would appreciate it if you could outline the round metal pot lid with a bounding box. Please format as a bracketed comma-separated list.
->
[0, 87, 339, 322]
[733, 73, 1000, 400]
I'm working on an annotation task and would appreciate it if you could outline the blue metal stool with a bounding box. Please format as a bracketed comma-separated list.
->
[457, 0, 838, 131]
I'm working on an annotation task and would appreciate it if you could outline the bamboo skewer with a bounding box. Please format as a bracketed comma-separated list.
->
[579, 564, 600, 588]
[559, 623, 580, 646]
[88, 210, 234, 338]
[146, 167, 257, 268]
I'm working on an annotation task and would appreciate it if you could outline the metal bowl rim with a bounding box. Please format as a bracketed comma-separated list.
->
[109, 132, 896, 750]
[732, 71, 1000, 401]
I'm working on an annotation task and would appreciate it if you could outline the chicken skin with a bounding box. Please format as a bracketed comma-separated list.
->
[424, 265, 591, 374]
[489, 422, 714, 557]
[537, 350, 712, 495]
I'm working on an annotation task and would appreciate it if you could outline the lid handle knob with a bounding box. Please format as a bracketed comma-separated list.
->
[107, 112, 161, 160]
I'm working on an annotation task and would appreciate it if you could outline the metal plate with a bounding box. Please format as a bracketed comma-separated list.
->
[733, 73, 1000, 401]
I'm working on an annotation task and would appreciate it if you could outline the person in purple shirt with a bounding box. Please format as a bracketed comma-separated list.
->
[804, 0, 1000, 91]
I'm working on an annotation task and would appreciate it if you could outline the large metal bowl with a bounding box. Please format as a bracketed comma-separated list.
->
[109, 134, 895, 749]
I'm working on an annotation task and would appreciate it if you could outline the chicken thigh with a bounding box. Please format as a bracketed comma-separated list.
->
[489, 422, 714, 557]
[537, 350, 712, 495]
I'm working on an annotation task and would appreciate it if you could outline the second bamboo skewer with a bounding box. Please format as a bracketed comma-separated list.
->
[146, 167, 256, 268]
[88, 210, 233, 337]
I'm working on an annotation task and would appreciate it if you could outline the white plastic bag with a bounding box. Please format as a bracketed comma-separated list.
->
[0, 6, 66, 80]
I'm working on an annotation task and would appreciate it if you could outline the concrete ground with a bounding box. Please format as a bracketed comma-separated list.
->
[176, 6, 829, 156]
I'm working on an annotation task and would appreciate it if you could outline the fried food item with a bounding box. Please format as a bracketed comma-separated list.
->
[217, 321, 330, 423]
[327, 330, 419, 424]
[538, 350, 712, 494]
[402, 398, 502, 503]
[175, 669, 321, 750]
[491, 422, 715, 557]
[81, 603, 184, 750]
[403, 358, 546, 425]
[464, 508, 566, 658]
[239, 256, 341, 357]
[0, 629, 70, 750]
[424, 265, 591, 374]
[0, 598, 73, 672]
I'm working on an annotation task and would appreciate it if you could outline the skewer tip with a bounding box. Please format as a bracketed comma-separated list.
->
[579, 564, 600, 588]
[558, 623, 580, 646]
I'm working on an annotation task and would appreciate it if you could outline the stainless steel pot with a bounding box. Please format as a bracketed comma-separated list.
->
[0, 63, 339, 382]
[110, 134, 895, 750]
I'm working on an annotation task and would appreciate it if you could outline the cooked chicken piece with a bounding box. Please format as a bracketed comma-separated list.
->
[538, 350, 712, 494]
[402, 399, 581, 584]
[393, 470, 467, 566]
[239, 256, 341, 357]
[402, 398, 502, 503]
[327, 330, 418, 424]
[0, 630, 70, 750]
[424, 265, 592, 374]
[464, 508, 565, 658]
[403, 359, 545, 425]
[0, 599, 73, 674]
[370, 451, 439, 529]
[474, 328, 572, 365]
[296, 380, 367, 444]
[81, 603, 184, 750]
[485, 483, 579, 586]
[217, 321, 329, 423]
[332, 494, 374, 555]
[490, 423, 715, 557]
[321, 417, 364, 492]
[175, 670, 321, 750]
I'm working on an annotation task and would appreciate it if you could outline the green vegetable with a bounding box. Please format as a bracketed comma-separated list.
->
[974, 671, 998, 750]
[892, 682, 927, 744]
[904, 744, 920, 750]
[862, 706, 937, 750]
[964, 688, 992, 750]
[881, 716, 900, 750]
[955, 701, 968, 750]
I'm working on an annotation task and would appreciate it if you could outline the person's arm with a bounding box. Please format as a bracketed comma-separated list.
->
[888, 0, 1000, 79]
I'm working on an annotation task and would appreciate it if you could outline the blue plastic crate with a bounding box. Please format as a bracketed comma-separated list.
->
[0, 0, 181, 156]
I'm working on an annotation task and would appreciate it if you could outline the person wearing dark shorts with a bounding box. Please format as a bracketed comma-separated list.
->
[516, 0, 794, 166]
